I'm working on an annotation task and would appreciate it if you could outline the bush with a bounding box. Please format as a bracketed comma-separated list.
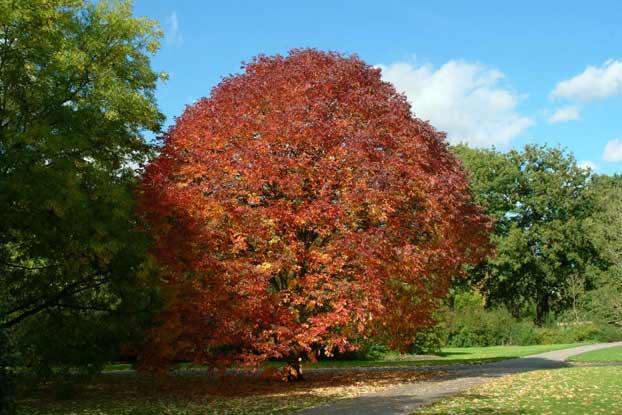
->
[536, 322, 622, 344]
[343, 291, 622, 357]
[350, 342, 389, 361]
[444, 292, 539, 347]
[505, 320, 540, 345]
[440, 290, 622, 348]
[447, 306, 532, 347]
[326, 339, 389, 361]
[411, 323, 446, 354]
[591, 324, 622, 342]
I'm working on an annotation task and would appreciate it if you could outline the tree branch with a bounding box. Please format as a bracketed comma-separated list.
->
[3, 275, 110, 328]
[0, 260, 59, 271]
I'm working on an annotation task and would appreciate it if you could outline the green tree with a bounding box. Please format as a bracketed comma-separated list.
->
[454, 145, 596, 324]
[0, 0, 164, 373]
[584, 175, 622, 325]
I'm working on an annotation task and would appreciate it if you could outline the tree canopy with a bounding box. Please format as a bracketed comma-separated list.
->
[0, 0, 164, 372]
[584, 175, 622, 325]
[454, 145, 597, 323]
[138, 49, 491, 373]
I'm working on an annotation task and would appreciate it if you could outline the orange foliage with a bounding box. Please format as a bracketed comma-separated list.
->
[137, 49, 490, 370]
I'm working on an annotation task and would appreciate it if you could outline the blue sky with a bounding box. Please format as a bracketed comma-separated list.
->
[134, 0, 622, 174]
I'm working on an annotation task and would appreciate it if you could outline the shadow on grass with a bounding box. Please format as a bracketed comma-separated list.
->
[16, 366, 438, 414]
[299, 357, 570, 414]
[102, 356, 515, 373]
[18, 357, 572, 414]
[303, 393, 536, 415]
[434, 351, 470, 357]
[275, 356, 512, 370]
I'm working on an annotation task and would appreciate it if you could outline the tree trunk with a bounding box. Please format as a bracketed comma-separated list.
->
[536, 294, 550, 326]
[284, 358, 304, 381]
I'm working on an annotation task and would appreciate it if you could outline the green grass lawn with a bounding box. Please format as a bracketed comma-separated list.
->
[300, 343, 584, 368]
[418, 366, 622, 415]
[569, 345, 622, 363]
[103, 343, 584, 372]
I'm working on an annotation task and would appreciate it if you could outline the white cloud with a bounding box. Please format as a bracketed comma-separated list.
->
[378, 60, 532, 148]
[603, 139, 622, 162]
[578, 160, 597, 171]
[551, 60, 622, 102]
[167, 12, 183, 47]
[547, 106, 581, 123]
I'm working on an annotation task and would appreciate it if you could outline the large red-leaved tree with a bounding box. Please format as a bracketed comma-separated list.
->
[138, 49, 490, 376]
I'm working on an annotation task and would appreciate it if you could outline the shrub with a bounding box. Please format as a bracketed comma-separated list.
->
[411, 324, 446, 354]
[352, 342, 390, 361]
[441, 288, 622, 348]
[329, 340, 389, 361]
[505, 320, 540, 345]
[447, 306, 530, 347]
[536, 322, 622, 344]
[444, 292, 539, 347]
[595, 324, 622, 342]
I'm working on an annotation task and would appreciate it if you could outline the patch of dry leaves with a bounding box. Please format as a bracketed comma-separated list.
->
[23, 368, 440, 407]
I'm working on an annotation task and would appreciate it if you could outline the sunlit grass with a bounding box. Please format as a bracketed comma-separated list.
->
[569, 345, 622, 363]
[418, 366, 622, 415]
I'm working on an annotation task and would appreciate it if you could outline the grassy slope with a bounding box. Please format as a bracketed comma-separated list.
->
[569, 345, 622, 362]
[418, 367, 622, 415]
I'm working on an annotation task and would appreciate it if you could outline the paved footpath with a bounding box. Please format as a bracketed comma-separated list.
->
[300, 341, 622, 415]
